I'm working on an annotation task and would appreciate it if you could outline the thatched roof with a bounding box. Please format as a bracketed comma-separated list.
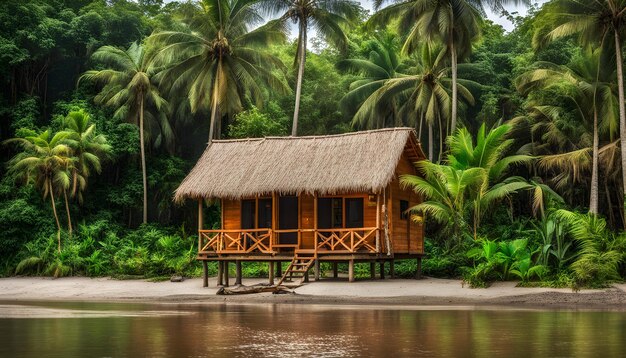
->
[174, 128, 425, 201]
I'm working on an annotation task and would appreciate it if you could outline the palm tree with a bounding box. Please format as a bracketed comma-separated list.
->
[257, 0, 360, 136]
[62, 110, 111, 204]
[149, 0, 289, 142]
[337, 35, 406, 129]
[516, 49, 618, 215]
[371, 0, 527, 134]
[352, 44, 476, 161]
[5, 130, 72, 252]
[542, 0, 626, 223]
[446, 123, 534, 238]
[81, 42, 170, 224]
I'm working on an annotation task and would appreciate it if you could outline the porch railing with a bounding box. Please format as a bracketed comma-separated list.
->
[198, 227, 382, 255]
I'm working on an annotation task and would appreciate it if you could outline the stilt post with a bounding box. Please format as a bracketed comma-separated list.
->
[202, 261, 208, 287]
[390, 260, 395, 279]
[235, 261, 242, 285]
[416, 257, 422, 279]
[314, 259, 320, 281]
[269, 261, 275, 285]
[333, 262, 338, 278]
[379, 261, 385, 280]
[224, 261, 230, 287]
[217, 261, 223, 286]
[348, 260, 355, 282]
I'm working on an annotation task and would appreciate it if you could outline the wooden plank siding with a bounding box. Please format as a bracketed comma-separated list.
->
[217, 154, 423, 255]
[389, 153, 424, 254]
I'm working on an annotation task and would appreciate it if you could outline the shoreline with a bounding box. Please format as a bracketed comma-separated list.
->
[1, 276, 625, 310]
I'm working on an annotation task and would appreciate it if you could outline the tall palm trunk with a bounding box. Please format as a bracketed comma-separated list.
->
[450, 40, 458, 134]
[428, 123, 433, 162]
[63, 189, 73, 237]
[292, 22, 307, 136]
[209, 59, 221, 143]
[589, 106, 599, 214]
[139, 95, 148, 224]
[49, 181, 62, 253]
[615, 31, 626, 226]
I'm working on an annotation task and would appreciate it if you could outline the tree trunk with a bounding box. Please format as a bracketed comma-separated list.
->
[208, 60, 220, 143]
[63, 190, 73, 238]
[589, 107, 599, 214]
[292, 23, 307, 136]
[428, 123, 433, 162]
[450, 40, 458, 134]
[615, 31, 626, 227]
[49, 182, 62, 253]
[139, 95, 148, 224]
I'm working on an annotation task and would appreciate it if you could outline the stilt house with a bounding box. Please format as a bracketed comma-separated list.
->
[174, 128, 427, 285]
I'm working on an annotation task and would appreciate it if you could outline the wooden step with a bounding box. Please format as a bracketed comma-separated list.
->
[276, 254, 316, 287]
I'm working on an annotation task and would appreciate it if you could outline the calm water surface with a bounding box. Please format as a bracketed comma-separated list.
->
[0, 301, 625, 357]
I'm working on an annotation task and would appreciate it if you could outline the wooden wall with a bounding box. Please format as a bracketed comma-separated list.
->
[222, 199, 240, 230]
[219, 151, 424, 255]
[388, 153, 424, 254]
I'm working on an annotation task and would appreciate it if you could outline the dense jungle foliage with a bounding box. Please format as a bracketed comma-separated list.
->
[1, 0, 626, 288]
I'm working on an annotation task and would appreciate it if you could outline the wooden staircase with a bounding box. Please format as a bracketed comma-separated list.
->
[276, 252, 316, 286]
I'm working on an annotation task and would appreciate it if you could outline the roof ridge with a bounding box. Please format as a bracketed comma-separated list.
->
[210, 127, 415, 143]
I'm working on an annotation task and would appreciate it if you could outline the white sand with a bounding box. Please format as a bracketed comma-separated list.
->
[0, 276, 621, 302]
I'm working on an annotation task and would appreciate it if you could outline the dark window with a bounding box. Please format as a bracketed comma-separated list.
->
[241, 200, 255, 229]
[278, 196, 298, 244]
[257, 198, 272, 228]
[345, 198, 364, 228]
[318, 198, 343, 229]
[400, 200, 409, 220]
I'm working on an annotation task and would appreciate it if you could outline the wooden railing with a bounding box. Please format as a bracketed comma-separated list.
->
[198, 227, 382, 255]
[199, 229, 273, 254]
[315, 228, 380, 253]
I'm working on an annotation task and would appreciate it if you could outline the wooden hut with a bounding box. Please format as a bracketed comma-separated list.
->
[175, 128, 427, 286]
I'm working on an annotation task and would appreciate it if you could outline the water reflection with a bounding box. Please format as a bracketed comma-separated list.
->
[1, 301, 625, 357]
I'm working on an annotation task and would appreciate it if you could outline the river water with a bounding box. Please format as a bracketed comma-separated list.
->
[0, 301, 625, 357]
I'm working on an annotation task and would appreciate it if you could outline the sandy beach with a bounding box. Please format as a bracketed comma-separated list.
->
[1, 276, 625, 309]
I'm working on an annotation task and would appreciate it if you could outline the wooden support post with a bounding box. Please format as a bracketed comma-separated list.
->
[379, 261, 385, 280]
[416, 257, 422, 279]
[217, 261, 223, 286]
[314, 259, 320, 281]
[370, 261, 376, 279]
[390, 260, 395, 279]
[304, 270, 309, 283]
[375, 194, 381, 252]
[202, 261, 208, 287]
[224, 261, 230, 287]
[269, 261, 275, 285]
[276, 261, 282, 277]
[235, 261, 242, 285]
[198, 199, 203, 253]
[333, 262, 338, 278]
[348, 260, 355, 282]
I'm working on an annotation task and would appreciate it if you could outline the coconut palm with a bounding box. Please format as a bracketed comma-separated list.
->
[337, 35, 406, 129]
[370, 0, 527, 134]
[516, 49, 619, 214]
[542, 0, 626, 223]
[149, 0, 289, 142]
[62, 110, 111, 204]
[352, 44, 476, 161]
[81, 42, 170, 224]
[257, 0, 360, 136]
[4, 130, 72, 252]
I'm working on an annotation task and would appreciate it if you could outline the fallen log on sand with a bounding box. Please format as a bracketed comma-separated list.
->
[216, 283, 295, 295]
